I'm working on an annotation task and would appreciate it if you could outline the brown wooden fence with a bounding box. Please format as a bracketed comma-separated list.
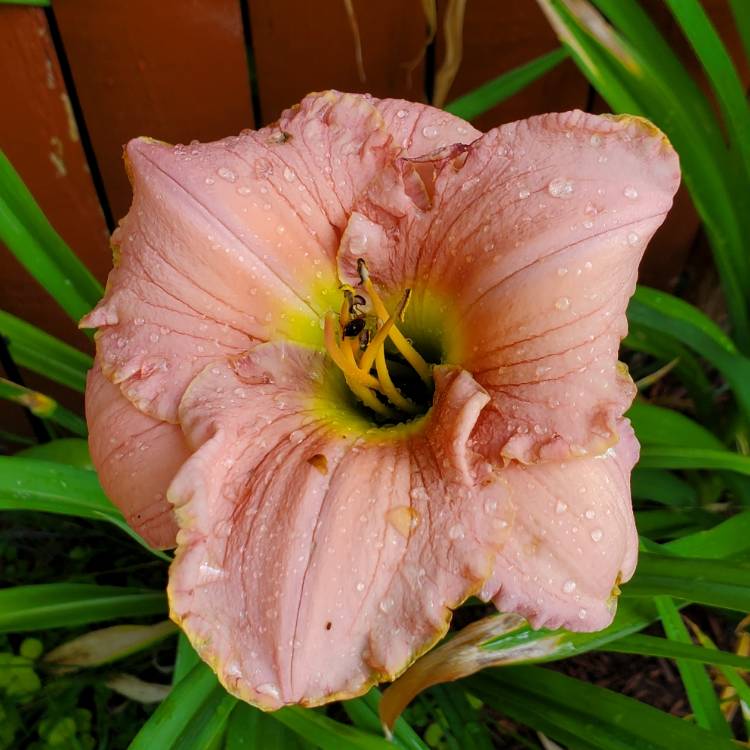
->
[0, 0, 746, 439]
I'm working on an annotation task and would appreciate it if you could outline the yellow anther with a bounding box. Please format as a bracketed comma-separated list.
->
[358, 290, 411, 376]
[357, 263, 432, 385]
[323, 313, 381, 390]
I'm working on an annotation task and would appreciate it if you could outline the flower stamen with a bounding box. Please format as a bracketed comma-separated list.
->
[357, 260, 432, 385]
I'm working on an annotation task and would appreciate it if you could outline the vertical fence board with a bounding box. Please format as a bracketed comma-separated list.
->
[248, 0, 428, 124]
[0, 6, 110, 436]
[52, 0, 255, 222]
[0, 6, 109, 339]
[435, 0, 588, 130]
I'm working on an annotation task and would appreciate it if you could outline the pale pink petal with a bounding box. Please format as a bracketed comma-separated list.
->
[340, 111, 680, 461]
[86, 365, 188, 549]
[81, 92, 417, 423]
[374, 98, 481, 157]
[167, 343, 514, 708]
[482, 420, 640, 631]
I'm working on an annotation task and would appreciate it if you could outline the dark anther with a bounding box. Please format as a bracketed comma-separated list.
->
[343, 318, 366, 337]
[359, 329, 371, 350]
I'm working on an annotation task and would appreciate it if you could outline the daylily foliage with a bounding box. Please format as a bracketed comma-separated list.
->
[82, 91, 679, 708]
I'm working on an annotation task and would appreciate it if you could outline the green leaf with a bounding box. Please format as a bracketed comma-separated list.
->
[226, 703, 312, 750]
[624, 552, 750, 611]
[606, 632, 750, 671]
[627, 401, 722, 449]
[664, 0, 750, 188]
[0, 377, 87, 436]
[654, 597, 729, 736]
[635, 508, 715, 539]
[16, 438, 92, 469]
[0, 151, 102, 323]
[539, 0, 750, 348]
[272, 707, 395, 750]
[445, 48, 567, 120]
[638, 446, 750, 477]
[173, 632, 201, 686]
[0, 456, 168, 559]
[631, 468, 697, 507]
[729, 0, 750, 63]
[0, 309, 91, 392]
[0, 584, 166, 632]
[666, 510, 750, 559]
[468, 666, 737, 750]
[343, 690, 429, 750]
[129, 662, 235, 750]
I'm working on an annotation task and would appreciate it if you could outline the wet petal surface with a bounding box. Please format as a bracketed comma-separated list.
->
[167, 343, 514, 708]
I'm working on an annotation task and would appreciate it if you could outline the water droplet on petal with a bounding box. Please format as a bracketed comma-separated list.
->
[204, 177, 215, 185]
[624, 185, 638, 199]
[283, 166, 296, 182]
[555, 500, 567, 514]
[356, 581, 365, 592]
[237, 185, 251, 195]
[518, 189, 530, 199]
[422, 125, 439, 139]
[217, 167, 236, 182]
[557, 267, 568, 276]
[547, 177, 574, 199]
[591, 528, 604, 542]
[555, 297, 571, 311]
[627, 231, 640, 246]
[448, 523, 465, 540]
[578, 608, 588, 620]
[396, 109, 408, 119]
[562, 579, 577, 593]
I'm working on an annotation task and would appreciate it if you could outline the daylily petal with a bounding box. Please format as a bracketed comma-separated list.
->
[167, 343, 514, 708]
[81, 92, 417, 423]
[86, 365, 187, 549]
[342, 110, 680, 461]
[482, 420, 640, 631]
[374, 98, 481, 157]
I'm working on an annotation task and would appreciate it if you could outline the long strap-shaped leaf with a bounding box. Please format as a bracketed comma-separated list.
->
[0, 583, 165, 632]
[0, 456, 167, 560]
[537, 0, 750, 349]
[0, 377, 87, 436]
[468, 666, 738, 750]
[0, 152, 103, 323]
[0, 309, 91, 392]
[445, 48, 568, 120]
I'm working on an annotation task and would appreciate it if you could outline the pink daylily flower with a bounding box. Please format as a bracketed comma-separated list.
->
[82, 91, 679, 709]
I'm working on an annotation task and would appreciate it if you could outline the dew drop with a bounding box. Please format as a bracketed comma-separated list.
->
[448, 523, 465, 540]
[562, 579, 577, 593]
[590, 528, 604, 542]
[204, 177, 215, 185]
[557, 267, 568, 276]
[578, 608, 588, 620]
[555, 500, 567, 514]
[555, 297, 571, 311]
[590, 134, 602, 146]
[283, 166, 296, 182]
[356, 581, 365, 592]
[627, 231, 640, 246]
[396, 109, 408, 119]
[518, 189, 530, 199]
[422, 125, 439, 139]
[547, 177, 574, 199]
[237, 185, 251, 195]
[217, 167, 236, 182]
[624, 185, 639, 199]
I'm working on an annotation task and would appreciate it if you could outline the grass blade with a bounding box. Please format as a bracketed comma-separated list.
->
[729, 0, 750, 63]
[654, 596, 729, 736]
[0, 583, 166, 632]
[624, 552, 750, 611]
[226, 703, 313, 750]
[0, 456, 167, 559]
[0, 377, 87, 436]
[638, 446, 750, 476]
[445, 48, 568, 120]
[664, 0, 750, 186]
[605, 632, 750, 671]
[0, 309, 91, 392]
[129, 662, 235, 750]
[0, 152, 102, 322]
[468, 666, 737, 750]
